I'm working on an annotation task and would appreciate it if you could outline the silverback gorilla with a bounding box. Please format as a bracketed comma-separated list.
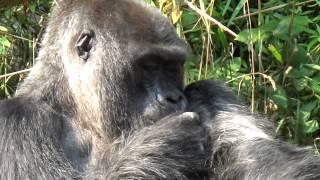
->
[0, 0, 209, 179]
[185, 80, 320, 180]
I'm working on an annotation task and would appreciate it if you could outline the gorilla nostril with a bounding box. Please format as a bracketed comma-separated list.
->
[166, 97, 178, 104]
[165, 95, 184, 104]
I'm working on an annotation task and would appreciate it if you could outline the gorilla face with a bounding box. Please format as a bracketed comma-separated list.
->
[132, 44, 187, 123]
[39, 0, 187, 136]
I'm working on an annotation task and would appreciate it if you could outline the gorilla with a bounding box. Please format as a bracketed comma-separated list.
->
[185, 80, 320, 180]
[0, 0, 209, 179]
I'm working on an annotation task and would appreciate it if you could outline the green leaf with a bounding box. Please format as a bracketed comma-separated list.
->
[181, 11, 198, 29]
[216, 28, 228, 50]
[304, 64, 320, 71]
[235, 28, 266, 44]
[262, 20, 279, 33]
[307, 38, 320, 51]
[310, 81, 320, 94]
[288, 69, 304, 78]
[222, 0, 232, 16]
[0, 46, 5, 55]
[0, 37, 10, 47]
[271, 88, 288, 109]
[227, 0, 246, 26]
[299, 102, 317, 122]
[293, 78, 308, 91]
[29, 4, 36, 13]
[0, 26, 8, 32]
[288, 46, 309, 68]
[268, 44, 283, 64]
[230, 57, 242, 72]
[273, 16, 311, 39]
[304, 120, 319, 134]
[294, 101, 316, 143]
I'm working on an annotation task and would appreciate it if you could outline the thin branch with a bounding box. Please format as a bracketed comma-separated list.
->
[0, 69, 31, 80]
[0, 31, 35, 43]
[226, 72, 276, 91]
[233, 0, 315, 21]
[184, 0, 238, 38]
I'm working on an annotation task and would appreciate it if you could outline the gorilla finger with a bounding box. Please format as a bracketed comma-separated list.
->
[177, 112, 201, 125]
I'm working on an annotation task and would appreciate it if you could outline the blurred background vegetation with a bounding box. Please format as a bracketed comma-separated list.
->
[0, 0, 320, 149]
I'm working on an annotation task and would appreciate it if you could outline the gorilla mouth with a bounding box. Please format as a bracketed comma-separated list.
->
[142, 100, 182, 123]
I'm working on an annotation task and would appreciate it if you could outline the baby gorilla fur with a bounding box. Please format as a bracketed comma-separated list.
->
[185, 80, 320, 180]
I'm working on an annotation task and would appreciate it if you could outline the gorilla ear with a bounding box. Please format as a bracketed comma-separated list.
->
[76, 29, 95, 61]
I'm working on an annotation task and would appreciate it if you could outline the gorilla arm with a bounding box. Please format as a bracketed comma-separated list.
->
[0, 97, 77, 180]
[90, 112, 209, 180]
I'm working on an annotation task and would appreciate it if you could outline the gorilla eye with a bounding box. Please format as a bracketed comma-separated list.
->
[76, 29, 95, 61]
[166, 63, 181, 74]
[137, 54, 162, 72]
[141, 60, 160, 71]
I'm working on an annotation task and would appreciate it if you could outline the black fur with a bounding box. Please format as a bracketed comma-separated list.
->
[185, 80, 320, 180]
[0, 0, 208, 179]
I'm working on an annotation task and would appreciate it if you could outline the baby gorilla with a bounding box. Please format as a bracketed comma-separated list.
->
[185, 80, 320, 180]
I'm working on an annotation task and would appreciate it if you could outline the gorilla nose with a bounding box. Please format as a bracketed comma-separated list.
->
[166, 95, 183, 104]
[157, 92, 187, 110]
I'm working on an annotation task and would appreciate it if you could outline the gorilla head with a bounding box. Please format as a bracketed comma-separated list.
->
[0, 0, 210, 179]
[17, 0, 187, 138]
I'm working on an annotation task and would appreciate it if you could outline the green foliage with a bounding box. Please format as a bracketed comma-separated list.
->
[149, 0, 320, 147]
[0, 0, 53, 98]
[1, 0, 320, 148]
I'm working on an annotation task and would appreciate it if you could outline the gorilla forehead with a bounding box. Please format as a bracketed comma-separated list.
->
[54, 0, 180, 45]
[47, 0, 188, 66]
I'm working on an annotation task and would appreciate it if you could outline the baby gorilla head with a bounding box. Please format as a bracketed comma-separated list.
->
[184, 80, 237, 118]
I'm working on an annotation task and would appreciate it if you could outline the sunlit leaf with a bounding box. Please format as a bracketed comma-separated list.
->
[236, 28, 266, 44]
[304, 64, 320, 71]
[0, 26, 8, 32]
[310, 80, 320, 94]
[298, 102, 317, 122]
[171, 8, 183, 24]
[268, 44, 283, 64]
[304, 120, 319, 134]
[0, 37, 11, 47]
